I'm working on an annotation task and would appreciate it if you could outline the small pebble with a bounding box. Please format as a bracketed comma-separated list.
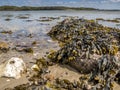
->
[6, 79, 10, 82]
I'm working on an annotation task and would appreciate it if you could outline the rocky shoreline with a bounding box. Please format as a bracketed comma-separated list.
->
[1, 18, 119, 90]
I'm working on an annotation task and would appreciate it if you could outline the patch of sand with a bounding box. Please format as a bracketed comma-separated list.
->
[47, 64, 81, 82]
[0, 75, 28, 90]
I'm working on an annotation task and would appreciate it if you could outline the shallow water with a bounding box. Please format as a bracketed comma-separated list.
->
[0, 10, 120, 31]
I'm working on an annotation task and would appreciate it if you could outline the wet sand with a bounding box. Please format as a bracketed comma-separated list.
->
[0, 76, 28, 90]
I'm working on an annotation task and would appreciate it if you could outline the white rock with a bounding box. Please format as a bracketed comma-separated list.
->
[47, 39, 54, 43]
[33, 52, 39, 57]
[31, 64, 39, 71]
[6, 79, 10, 82]
[0, 57, 26, 79]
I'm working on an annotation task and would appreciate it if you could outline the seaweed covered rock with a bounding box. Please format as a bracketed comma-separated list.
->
[15, 45, 33, 53]
[47, 18, 120, 74]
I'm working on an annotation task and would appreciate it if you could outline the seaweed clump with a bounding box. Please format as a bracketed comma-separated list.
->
[0, 41, 9, 53]
[89, 55, 120, 89]
[14, 45, 33, 53]
[0, 30, 12, 34]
